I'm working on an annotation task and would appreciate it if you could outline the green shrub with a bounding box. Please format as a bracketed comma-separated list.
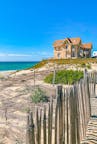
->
[86, 64, 91, 69]
[81, 63, 86, 68]
[31, 88, 48, 103]
[44, 70, 83, 85]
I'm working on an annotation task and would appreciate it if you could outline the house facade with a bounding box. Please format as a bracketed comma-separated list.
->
[53, 37, 92, 59]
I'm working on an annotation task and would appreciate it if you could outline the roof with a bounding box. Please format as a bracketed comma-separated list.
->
[69, 37, 81, 45]
[53, 37, 92, 49]
[53, 40, 64, 47]
[53, 37, 81, 47]
[81, 43, 92, 49]
[67, 38, 72, 43]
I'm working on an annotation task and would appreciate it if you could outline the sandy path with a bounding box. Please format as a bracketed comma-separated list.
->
[0, 69, 52, 144]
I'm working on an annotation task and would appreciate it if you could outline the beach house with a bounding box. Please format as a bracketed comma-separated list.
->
[53, 37, 92, 59]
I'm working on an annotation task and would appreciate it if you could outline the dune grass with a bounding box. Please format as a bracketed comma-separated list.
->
[32, 58, 97, 69]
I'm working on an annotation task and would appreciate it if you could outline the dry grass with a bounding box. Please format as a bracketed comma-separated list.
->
[31, 58, 97, 69]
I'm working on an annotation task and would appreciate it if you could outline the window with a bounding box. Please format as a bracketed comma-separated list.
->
[72, 46, 75, 51]
[72, 51, 75, 57]
[55, 47, 59, 51]
[79, 49, 83, 57]
[80, 49, 83, 53]
[72, 46, 75, 57]
[57, 53, 60, 59]
[66, 44, 68, 49]
[83, 50, 89, 58]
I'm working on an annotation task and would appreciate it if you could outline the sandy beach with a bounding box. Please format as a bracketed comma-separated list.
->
[0, 62, 97, 143]
[0, 67, 56, 144]
[0, 70, 16, 77]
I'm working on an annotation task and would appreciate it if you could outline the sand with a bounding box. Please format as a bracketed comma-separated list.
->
[0, 68, 55, 143]
[0, 63, 97, 143]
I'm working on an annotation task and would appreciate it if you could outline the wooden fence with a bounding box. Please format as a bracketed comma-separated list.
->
[26, 72, 96, 144]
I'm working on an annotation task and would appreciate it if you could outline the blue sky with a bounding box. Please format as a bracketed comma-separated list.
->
[0, 0, 97, 61]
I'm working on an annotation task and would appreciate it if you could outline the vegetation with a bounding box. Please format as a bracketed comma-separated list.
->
[86, 63, 91, 69]
[32, 58, 97, 69]
[80, 63, 91, 69]
[80, 63, 86, 68]
[31, 87, 48, 103]
[44, 70, 83, 84]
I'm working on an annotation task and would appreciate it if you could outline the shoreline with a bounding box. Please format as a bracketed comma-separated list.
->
[0, 70, 16, 77]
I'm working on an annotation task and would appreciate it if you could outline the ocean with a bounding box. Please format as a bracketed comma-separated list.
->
[0, 62, 39, 71]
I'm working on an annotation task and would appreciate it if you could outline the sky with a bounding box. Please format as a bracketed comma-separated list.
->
[0, 0, 97, 61]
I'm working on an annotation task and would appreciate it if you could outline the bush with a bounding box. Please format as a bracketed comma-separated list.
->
[81, 63, 86, 68]
[44, 70, 83, 85]
[86, 64, 91, 69]
[31, 88, 48, 103]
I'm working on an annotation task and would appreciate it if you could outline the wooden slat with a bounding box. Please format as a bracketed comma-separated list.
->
[43, 107, 47, 144]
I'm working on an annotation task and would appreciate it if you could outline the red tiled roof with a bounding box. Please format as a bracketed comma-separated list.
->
[53, 37, 81, 47]
[81, 43, 92, 49]
[53, 37, 92, 49]
[53, 40, 64, 47]
[69, 37, 81, 45]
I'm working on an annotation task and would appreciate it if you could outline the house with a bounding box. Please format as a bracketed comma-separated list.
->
[53, 37, 92, 59]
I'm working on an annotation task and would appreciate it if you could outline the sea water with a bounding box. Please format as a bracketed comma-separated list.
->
[0, 62, 39, 71]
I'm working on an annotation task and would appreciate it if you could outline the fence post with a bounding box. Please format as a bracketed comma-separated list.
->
[74, 84, 80, 144]
[34, 69, 36, 88]
[52, 62, 56, 86]
[56, 85, 63, 144]
[61, 87, 65, 144]
[55, 96, 58, 144]
[48, 99, 53, 144]
[30, 112, 35, 144]
[69, 87, 76, 144]
[26, 112, 35, 144]
[43, 107, 47, 144]
[26, 114, 30, 144]
[36, 108, 42, 144]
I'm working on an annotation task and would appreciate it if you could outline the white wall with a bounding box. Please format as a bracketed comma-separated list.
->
[93, 51, 97, 57]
